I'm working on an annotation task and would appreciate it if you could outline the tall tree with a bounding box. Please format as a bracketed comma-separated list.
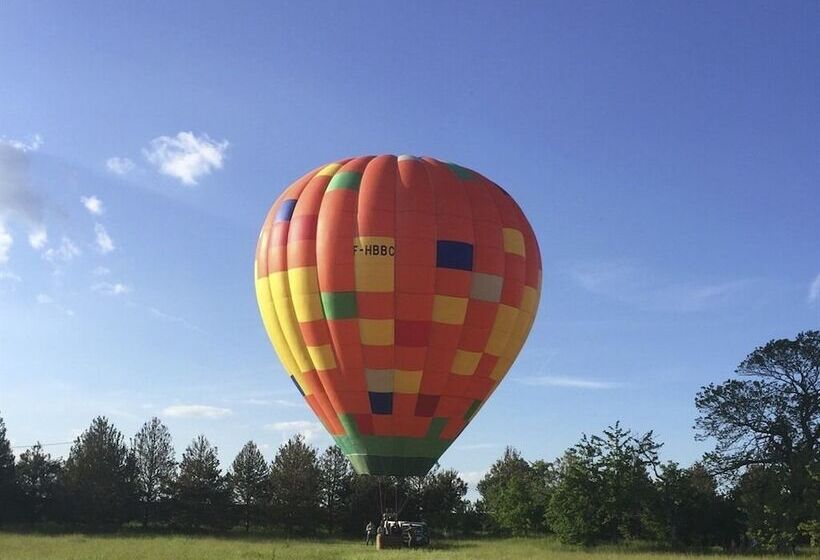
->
[477, 447, 551, 535]
[269, 434, 321, 533]
[132, 417, 176, 527]
[16, 443, 63, 523]
[417, 468, 468, 534]
[175, 435, 229, 530]
[228, 441, 270, 532]
[318, 445, 353, 534]
[62, 416, 135, 527]
[695, 331, 819, 548]
[0, 413, 17, 525]
[547, 423, 661, 544]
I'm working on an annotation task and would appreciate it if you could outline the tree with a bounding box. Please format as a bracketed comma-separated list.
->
[268, 434, 321, 533]
[16, 443, 63, 523]
[174, 435, 229, 530]
[318, 445, 352, 534]
[228, 441, 270, 531]
[62, 416, 135, 527]
[547, 423, 661, 544]
[132, 417, 176, 527]
[695, 331, 819, 548]
[477, 447, 551, 535]
[418, 468, 468, 534]
[0, 413, 17, 525]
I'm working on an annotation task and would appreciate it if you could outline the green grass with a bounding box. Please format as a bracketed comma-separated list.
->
[0, 533, 810, 560]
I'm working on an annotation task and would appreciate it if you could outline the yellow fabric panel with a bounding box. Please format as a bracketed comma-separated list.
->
[292, 293, 324, 322]
[254, 275, 300, 377]
[490, 356, 512, 380]
[307, 344, 337, 371]
[521, 286, 539, 314]
[269, 271, 291, 297]
[268, 270, 313, 374]
[292, 371, 314, 395]
[317, 163, 342, 176]
[359, 319, 394, 346]
[485, 304, 520, 355]
[451, 349, 482, 376]
[502, 228, 526, 257]
[394, 370, 422, 393]
[354, 236, 395, 293]
[432, 295, 469, 325]
[288, 266, 319, 295]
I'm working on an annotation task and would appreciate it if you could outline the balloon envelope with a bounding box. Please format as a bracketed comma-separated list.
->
[255, 155, 541, 476]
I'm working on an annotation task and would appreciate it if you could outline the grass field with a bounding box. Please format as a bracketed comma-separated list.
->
[0, 533, 812, 560]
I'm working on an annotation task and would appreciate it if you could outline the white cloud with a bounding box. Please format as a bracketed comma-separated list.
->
[517, 375, 621, 390]
[809, 273, 820, 304]
[92, 281, 130, 296]
[243, 398, 301, 408]
[264, 420, 324, 442]
[1, 134, 42, 153]
[568, 261, 750, 313]
[458, 470, 487, 486]
[143, 131, 229, 185]
[0, 270, 21, 283]
[92, 265, 111, 276]
[27, 227, 47, 249]
[162, 404, 232, 419]
[43, 236, 81, 263]
[148, 306, 202, 333]
[106, 157, 135, 175]
[0, 223, 11, 264]
[0, 136, 45, 264]
[81, 195, 104, 215]
[94, 223, 114, 253]
[36, 293, 53, 304]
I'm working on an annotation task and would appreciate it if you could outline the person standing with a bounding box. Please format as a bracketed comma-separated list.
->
[365, 521, 375, 545]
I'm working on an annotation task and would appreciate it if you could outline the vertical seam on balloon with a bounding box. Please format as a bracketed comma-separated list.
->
[389, 155, 403, 467]
[438, 161, 474, 430]
[262, 173, 316, 381]
[268, 168, 329, 429]
[416, 157, 438, 430]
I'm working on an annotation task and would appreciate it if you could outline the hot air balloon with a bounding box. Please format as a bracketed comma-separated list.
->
[254, 155, 541, 477]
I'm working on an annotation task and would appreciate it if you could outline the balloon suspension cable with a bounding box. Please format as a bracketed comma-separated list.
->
[377, 475, 385, 516]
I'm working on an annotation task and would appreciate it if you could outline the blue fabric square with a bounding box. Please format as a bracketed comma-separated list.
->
[368, 391, 393, 415]
[436, 240, 473, 271]
[275, 199, 297, 222]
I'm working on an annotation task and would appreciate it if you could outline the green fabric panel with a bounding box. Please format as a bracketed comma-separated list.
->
[464, 399, 482, 421]
[327, 171, 362, 191]
[426, 417, 448, 439]
[447, 163, 474, 180]
[344, 455, 439, 476]
[333, 433, 451, 458]
[337, 414, 358, 437]
[321, 291, 358, 319]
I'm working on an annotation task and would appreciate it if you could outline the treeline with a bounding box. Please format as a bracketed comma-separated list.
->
[0, 331, 817, 552]
[0, 414, 468, 535]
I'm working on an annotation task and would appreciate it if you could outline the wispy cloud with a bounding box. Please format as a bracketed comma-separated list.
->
[809, 273, 820, 305]
[242, 398, 301, 408]
[568, 261, 750, 313]
[148, 306, 202, 333]
[458, 470, 487, 486]
[106, 157, 134, 175]
[92, 281, 131, 296]
[81, 195, 104, 215]
[143, 131, 228, 185]
[93, 223, 114, 254]
[27, 227, 47, 250]
[455, 443, 497, 451]
[43, 237, 81, 263]
[517, 375, 621, 390]
[0, 135, 45, 263]
[264, 420, 324, 442]
[92, 265, 111, 276]
[162, 404, 232, 419]
[35, 293, 74, 316]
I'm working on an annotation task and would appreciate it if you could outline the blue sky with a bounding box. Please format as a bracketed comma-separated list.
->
[1, 2, 818, 490]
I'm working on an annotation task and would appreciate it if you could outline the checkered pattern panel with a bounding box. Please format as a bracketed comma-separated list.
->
[254, 155, 542, 476]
